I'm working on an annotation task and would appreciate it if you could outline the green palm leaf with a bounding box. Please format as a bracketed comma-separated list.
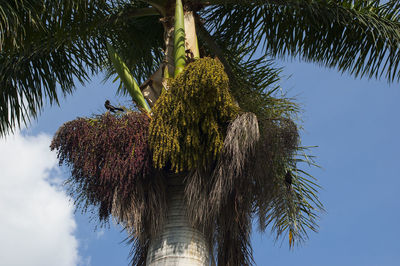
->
[202, 0, 400, 81]
[103, 4, 163, 86]
[0, 1, 162, 136]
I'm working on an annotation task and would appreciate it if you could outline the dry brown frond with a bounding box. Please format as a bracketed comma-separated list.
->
[185, 112, 259, 265]
[209, 112, 259, 214]
[252, 117, 299, 230]
[128, 238, 148, 266]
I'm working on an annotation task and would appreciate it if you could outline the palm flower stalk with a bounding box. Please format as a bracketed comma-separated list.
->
[106, 42, 151, 113]
[174, 0, 186, 77]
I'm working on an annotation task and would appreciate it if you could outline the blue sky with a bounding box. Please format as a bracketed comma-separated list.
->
[1, 58, 399, 266]
[253, 61, 400, 266]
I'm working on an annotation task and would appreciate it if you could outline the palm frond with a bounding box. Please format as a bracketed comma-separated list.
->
[0, 0, 43, 51]
[253, 135, 323, 247]
[104, 3, 164, 89]
[215, 195, 254, 266]
[196, 23, 297, 122]
[184, 109, 322, 262]
[226, 51, 296, 122]
[184, 112, 258, 265]
[211, 113, 259, 265]
[0, 1, 163, 136]
[202, 0, 400, 81]
[127, 237, 148, 266]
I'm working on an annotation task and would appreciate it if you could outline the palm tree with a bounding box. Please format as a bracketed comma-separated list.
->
[2, 0, 400, 265]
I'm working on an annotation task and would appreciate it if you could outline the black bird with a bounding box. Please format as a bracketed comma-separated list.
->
[104, 100, 124, 113]
[285, 170, 293, 190]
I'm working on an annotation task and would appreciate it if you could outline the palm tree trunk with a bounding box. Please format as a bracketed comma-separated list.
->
[146, 175, 209, 265]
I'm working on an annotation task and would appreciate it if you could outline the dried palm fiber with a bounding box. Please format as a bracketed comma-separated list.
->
[252, 118, 298, 206]
[149, 57, 239, 172]
[209, 112, 259, 213]
[215, 116, 299, 263]
[50, 112, 167, 244]
[184, 112, 302, 264]
[215, 190, 253, 266]
[184, 112, 259, 265]
[212, 113, 259, 265]
[226, 58, 313, 245]
[128, 235, 149, 266]
[252, 118, 302, 241]
[185, 112, 259, 226]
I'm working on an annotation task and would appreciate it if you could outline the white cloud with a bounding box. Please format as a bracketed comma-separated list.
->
[0, 132, 79, 266]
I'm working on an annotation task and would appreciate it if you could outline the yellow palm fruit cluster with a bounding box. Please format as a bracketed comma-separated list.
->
[149, 57, 239, 172]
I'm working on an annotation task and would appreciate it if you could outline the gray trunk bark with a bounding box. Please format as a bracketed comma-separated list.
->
[146, 175, 209, 265]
